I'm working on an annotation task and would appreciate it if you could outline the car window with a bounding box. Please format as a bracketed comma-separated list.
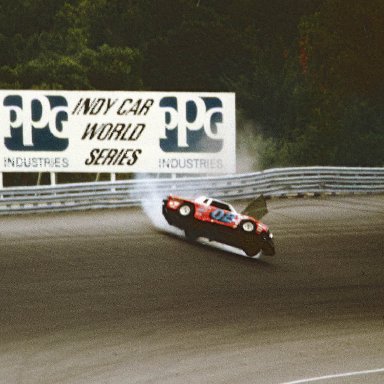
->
[210, 200, 231, 211]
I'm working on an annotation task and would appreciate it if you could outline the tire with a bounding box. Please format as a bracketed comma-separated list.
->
[257, 232, 275, 256]
[240, 220, 255, 233]
[261, 237, 275, 256]
[185, 228, 199, 241]
[178, 203, 194, 217]
[243, 246, 261, 257]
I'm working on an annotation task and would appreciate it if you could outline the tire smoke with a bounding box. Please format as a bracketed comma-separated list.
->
[132, 175, 183, 236]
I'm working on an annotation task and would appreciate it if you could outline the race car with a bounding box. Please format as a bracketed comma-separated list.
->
[162, 195, 275, 257]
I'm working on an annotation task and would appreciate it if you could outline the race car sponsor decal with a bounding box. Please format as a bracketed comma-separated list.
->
[256, 223, 266, 233]
[210, 209, 236, 223]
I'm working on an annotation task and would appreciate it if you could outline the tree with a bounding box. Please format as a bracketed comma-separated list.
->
[79, 44, 143, 90]
[299, 0, 384, 100]
[16, 55, 90, 90]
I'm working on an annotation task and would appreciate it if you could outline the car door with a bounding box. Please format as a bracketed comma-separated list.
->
[207, 202, 238, 228]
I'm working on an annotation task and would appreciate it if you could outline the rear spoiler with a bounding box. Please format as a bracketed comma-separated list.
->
[241, 195, 268, 220]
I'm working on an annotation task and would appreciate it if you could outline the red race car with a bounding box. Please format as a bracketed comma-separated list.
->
[162, 195, 275, 257]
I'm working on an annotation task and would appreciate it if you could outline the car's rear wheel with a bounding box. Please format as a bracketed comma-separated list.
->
[178, 203, 194, 217]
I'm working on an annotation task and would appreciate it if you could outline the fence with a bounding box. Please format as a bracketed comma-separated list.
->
[0, 167, 383, 214]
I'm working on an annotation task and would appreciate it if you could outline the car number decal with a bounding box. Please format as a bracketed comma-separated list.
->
[210, 209, 236, 223]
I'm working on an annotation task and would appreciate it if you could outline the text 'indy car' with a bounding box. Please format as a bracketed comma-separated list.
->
[162, 195, 275, 257]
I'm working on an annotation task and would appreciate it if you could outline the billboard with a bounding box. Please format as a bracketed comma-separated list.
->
[0, 91, 236, 173]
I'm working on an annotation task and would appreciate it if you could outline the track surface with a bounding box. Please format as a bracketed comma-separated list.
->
[0, 195, 383, 384]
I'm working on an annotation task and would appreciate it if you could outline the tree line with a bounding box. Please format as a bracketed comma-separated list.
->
[0, 0, 383, 170]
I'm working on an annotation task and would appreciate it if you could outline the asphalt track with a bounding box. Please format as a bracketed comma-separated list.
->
[0, 195, 383, 384]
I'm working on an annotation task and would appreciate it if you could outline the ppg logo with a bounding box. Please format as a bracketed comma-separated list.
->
[159, 96, 224, 153]
[2, 95, 69, 151]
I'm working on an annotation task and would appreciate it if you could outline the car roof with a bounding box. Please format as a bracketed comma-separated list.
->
[195, 196, 236, 212]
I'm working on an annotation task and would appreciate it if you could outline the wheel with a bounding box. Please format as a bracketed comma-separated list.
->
[178, 203, 194, 217]
[261, 236, 275, 256]
[258, 232, 275, 256]
[243, 246, 261, 257]
[240, 220, 255, 232]
[185, 228, 199, 241]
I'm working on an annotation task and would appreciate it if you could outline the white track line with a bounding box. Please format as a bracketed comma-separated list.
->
[279, 367, 384, 384]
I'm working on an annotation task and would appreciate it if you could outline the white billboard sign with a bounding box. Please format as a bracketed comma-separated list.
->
[0, 91, 235, 173]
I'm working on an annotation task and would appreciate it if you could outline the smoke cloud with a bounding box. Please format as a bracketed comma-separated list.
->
[132, 174, 183, 236]
[236, 114, 267, 173]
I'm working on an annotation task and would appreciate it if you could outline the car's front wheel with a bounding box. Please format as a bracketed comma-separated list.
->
[240, 220, 255, 232]
[243, 246, 261, 257]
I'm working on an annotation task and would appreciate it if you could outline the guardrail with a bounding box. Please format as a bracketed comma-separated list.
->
[0, 167, 383, 214]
